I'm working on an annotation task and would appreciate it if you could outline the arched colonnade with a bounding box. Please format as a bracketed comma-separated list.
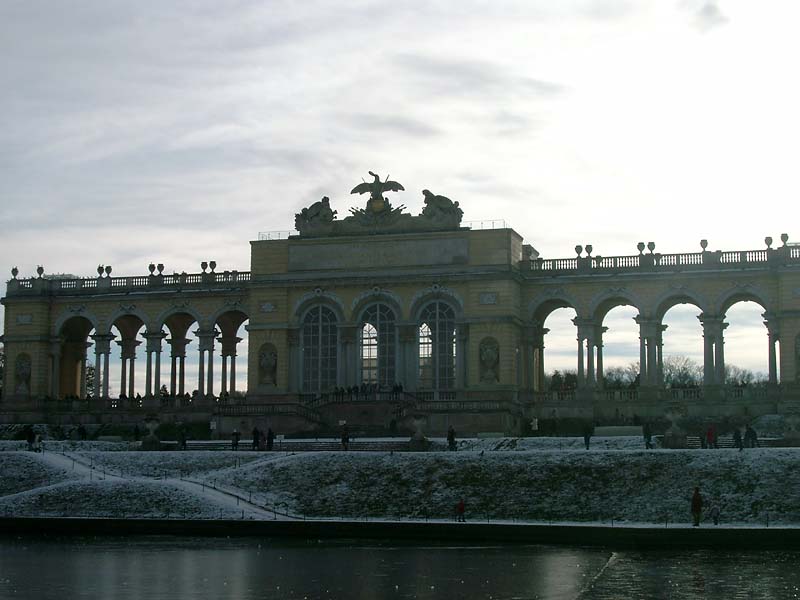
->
[527, 287, 782, 391]
[49, 307, 248, 401]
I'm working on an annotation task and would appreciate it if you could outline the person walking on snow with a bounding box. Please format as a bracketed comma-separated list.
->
[691, 487, 703, 527]
[733, 428, 743, 451]
[643, 422, 653, 450]
[456, 499, 466, 522]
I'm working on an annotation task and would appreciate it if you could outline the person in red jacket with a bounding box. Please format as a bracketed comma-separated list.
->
[691, 487, 703, 526]
[456, 499, 466, 522]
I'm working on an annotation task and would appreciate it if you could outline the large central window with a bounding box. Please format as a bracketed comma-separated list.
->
[360, 304, 396, 385]
[302, 306, 338, 393]
[418, 301, 456, 389]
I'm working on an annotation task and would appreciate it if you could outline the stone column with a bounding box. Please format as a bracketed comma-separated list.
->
[197, 351, 205, 397]
[128, 359, 135, 399]
[764, 317, 779, 385]
[117, 338, 140, 397]
[119, 357, 127, 397]
[699, 315, 726, 385]
[167, 338, 190, 397]
[143, 331, 166, 397]
[94, 347, 102, 398]
[397, 324, 418, 391]
[79, 343, 89, 399]
[656, 325, 667, 386]
[196, 329, 218, 398]
[229, 355, 236, 395]
[49, 340, 61, 399]
[595, 326, 607, 388]
[103, 351, 111, 398]
[286, 328, 301, 393]
[218, 335, 242, 397]
[635, 316, 660, 386]
[91, 333, 115, 398]
[456, 323, 469, 390]
[338, 325, 358, 388]
[573, 318, 594, 388]
[530, 325, 548, 392]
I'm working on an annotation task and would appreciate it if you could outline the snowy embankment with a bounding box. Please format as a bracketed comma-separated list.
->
[2, 438, 798, 525]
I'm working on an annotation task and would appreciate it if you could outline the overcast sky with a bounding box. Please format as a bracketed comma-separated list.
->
[2, 0, 793, 384]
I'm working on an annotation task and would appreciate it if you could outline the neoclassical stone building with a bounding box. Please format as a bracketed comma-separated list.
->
[2, 175, 800, 434]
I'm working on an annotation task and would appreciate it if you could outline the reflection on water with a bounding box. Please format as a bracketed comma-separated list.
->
[1, 536, 799, 599]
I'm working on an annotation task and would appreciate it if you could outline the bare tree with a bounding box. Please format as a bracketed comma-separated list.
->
[663, 355, 702, 387]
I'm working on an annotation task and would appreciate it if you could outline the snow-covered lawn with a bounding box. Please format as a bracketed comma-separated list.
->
[0, 479, 244, 519]
[73, 451, 265, 478]
[219, 447, 800, 525]
[0, 453, 76, 496]
[4, 439, 800, 526]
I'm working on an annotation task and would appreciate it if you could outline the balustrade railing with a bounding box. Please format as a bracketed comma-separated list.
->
[526, 244, 797, 276]
[7, 270, 252, 296]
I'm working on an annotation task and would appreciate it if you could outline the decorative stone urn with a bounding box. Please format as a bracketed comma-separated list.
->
[661, 407, 687, 449]
[409, 416, 429, 452]
[139, 415, 162, 451]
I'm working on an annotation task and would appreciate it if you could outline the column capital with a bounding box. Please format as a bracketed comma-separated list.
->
[116, 338, 142, 359]
[762, 313, 780, 337]
[218, 335, 243, 357]
[91, 333, 116, 354]
[194, 328, 219, 351]
[167, 337, 192, 357]
[698, 314, 728, 336]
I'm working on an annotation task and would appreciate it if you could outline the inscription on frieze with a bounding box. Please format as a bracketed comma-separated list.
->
[16, 314, 33, 325]
[288, 237, 468, 271]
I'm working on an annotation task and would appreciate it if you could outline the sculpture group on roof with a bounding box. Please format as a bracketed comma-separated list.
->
[294, 172, 463, 237]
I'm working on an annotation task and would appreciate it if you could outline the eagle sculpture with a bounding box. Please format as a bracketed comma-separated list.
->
[350, 171, 405, 213]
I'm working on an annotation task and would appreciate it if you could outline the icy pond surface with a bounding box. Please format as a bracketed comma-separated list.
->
[2, 536, 800, 599]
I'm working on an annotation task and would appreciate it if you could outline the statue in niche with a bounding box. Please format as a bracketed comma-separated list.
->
[15, 353, 32, 395]
[421, 189, 463, 224]
[479, 337, 500, 384]
[350, 171, 406, 220]
[295, 196, 337, 232]
[258, 343, 278, 386]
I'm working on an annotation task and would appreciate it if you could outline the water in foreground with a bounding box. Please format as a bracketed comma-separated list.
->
[2, 536, 799, 599]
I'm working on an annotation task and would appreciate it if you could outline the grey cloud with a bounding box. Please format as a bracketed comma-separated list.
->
[342, 113, 441, 138]
[685, 0, 729, 31]
[392, 53, 565, 101]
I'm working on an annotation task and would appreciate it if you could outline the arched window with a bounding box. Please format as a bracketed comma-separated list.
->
[302, 306, 338, 393]
[360, 304, 396, 385]
[418, 301, 456, 389]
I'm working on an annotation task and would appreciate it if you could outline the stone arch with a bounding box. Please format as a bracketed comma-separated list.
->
[528, 292, 580, 324]
[409, 285, 464, 319]
[295, 295, 346, 324]
[52, 309, 101, 337]
[352, 291, 404, 323]
[105, 306, 152, 335]
[653, 288, 709, 322]
[212, 309, 249, 339]
[716, 286, 771, 316]
[411, 293, 462, 323]
[589, 288, 644, 323]
[155, 305, 205, 333]
[209, 305, 249, 330]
